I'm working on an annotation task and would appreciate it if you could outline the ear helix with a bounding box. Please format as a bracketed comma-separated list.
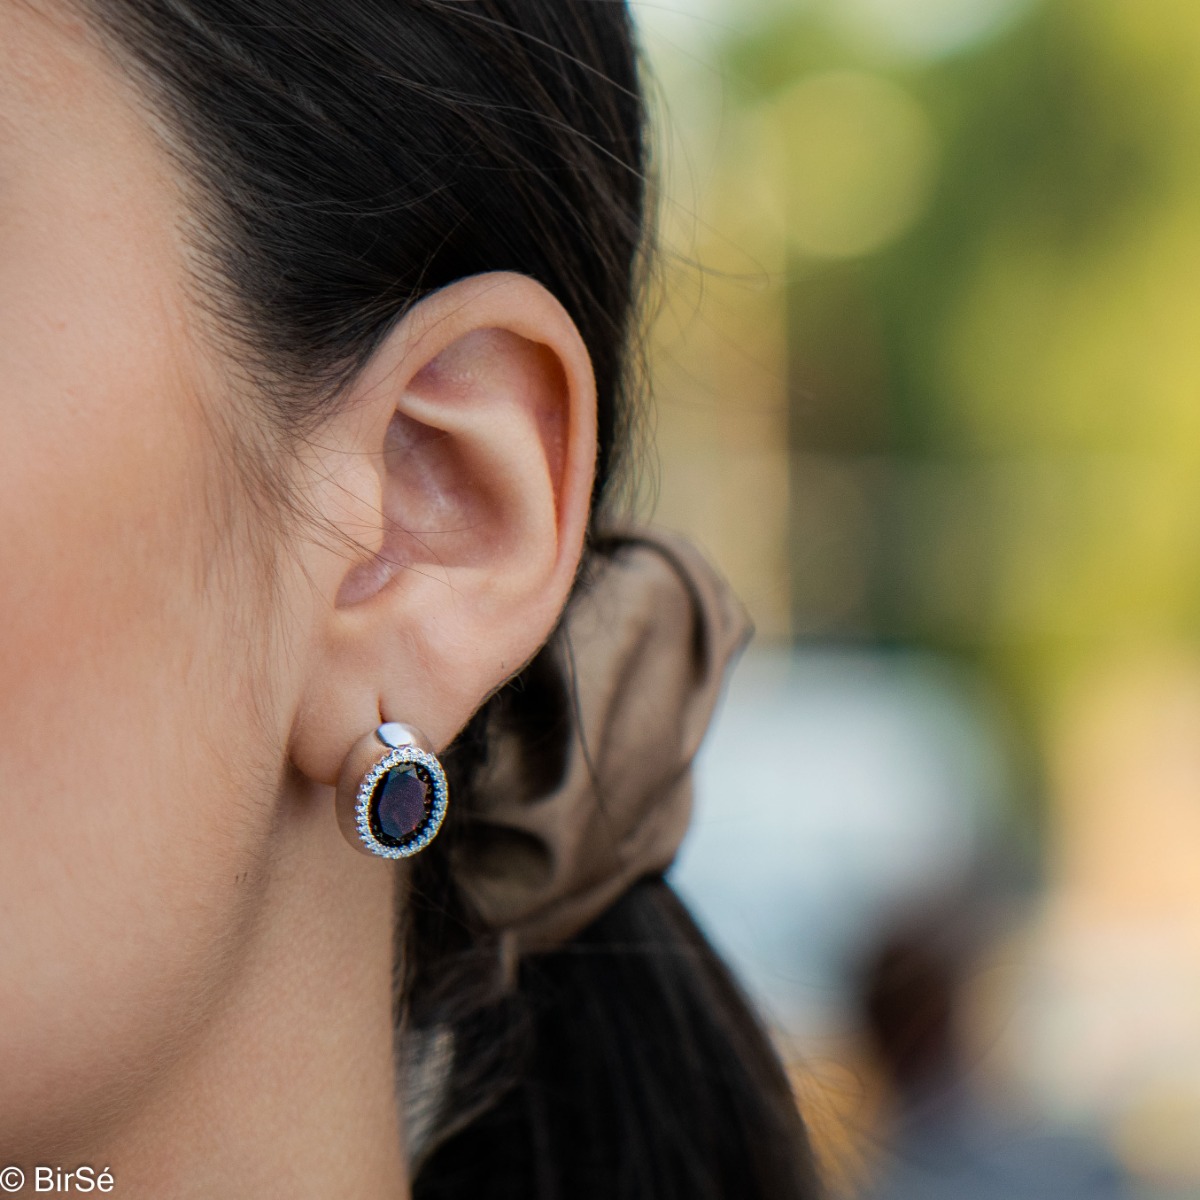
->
[335, 723, 449, 858]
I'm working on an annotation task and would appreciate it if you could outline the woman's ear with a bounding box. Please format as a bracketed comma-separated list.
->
[287, 272, 597, 788]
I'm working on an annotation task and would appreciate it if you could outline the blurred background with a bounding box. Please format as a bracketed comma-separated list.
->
[633, 0, 1200, 1195]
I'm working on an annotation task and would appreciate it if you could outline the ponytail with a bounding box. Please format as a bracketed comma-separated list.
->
[402, 528, 822, 1198]
[412, 878, 821, 1200]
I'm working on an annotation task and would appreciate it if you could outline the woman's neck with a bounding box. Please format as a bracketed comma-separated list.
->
[74, 776, 409, 1199]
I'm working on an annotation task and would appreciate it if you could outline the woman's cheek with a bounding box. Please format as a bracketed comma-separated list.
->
[0, 167, 278, 1160]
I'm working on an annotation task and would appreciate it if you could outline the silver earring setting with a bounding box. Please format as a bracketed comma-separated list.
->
[335, 722, 449, 858]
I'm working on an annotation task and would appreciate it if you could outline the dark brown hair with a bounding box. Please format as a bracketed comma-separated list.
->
[80, 2, 819, 1195]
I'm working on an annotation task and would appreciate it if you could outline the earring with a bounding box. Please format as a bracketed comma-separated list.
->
[335, 722, 449, 859]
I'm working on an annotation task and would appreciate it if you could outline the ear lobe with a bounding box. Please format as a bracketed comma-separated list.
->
[288, 273, 597, 791]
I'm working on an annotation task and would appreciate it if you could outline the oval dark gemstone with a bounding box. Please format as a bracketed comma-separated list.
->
[372, 765, 430, 844]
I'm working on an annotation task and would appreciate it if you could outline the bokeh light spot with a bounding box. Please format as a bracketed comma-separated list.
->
[768, 70, 937, 260]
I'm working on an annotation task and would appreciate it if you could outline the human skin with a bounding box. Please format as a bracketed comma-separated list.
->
[0, 3, 597, 1195]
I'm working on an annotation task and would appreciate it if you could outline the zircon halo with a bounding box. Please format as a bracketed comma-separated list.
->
[355, 744, 449, 859]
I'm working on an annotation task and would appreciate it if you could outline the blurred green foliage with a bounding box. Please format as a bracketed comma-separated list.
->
[696, 0, 1200, 721]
